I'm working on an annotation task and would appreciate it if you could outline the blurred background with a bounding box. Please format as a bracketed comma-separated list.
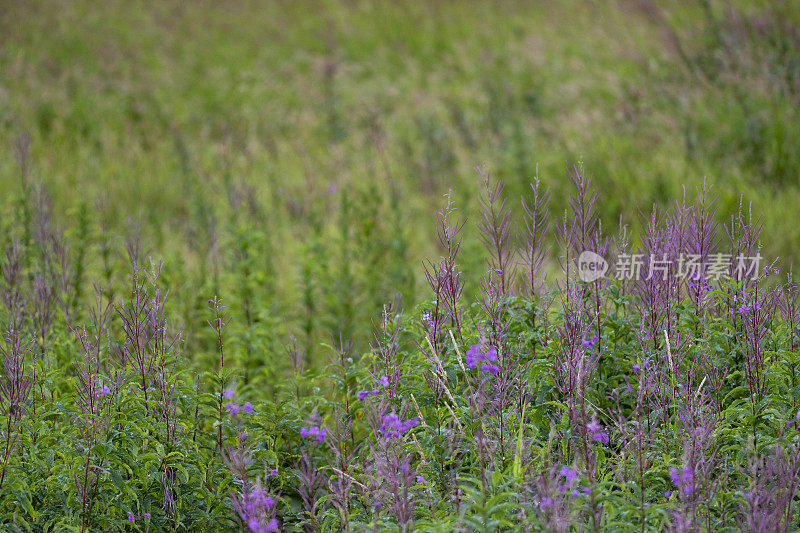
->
[1, 0, 799, 370]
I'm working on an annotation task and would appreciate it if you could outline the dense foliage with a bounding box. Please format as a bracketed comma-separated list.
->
[2, 1, 800, 531]
[1, 163, 800, 531]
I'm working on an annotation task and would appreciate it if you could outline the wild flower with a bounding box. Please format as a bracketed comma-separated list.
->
[558, 466, 578, 493]
[358, 389, 380, 401]
[582, 335, 598, 350]
[786, 410, 800, 431]
[670, 466, 695, 496]
[465, 342, 498, 372]
[300, 425, 326, 442]
[587, 419, 609, 444]
[379, 414, 419, 439]
[230, 479, 280, 533]
[225, 401, 254, 416]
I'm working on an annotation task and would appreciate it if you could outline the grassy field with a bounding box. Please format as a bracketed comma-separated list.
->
[3, 2, 800, 346]
[2, 1, 800, 530]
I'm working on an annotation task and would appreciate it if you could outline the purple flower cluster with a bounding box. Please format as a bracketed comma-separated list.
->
[738, 301, 761, 317]
[466, 343, 499, 374]
[688, 272, 713, 292]
[379, 414, 419, 439]
[232, 484, 279, 533]
[97, 383, 111, 398]
[587, 419, 609, 444]
[582, 335, 598, 350]
[557, 466, 578, 493]
[127, 511, 151, 522]
[556, 466, 591, 496]
[226, 402, 254, 416]
[300, 425, 326, 442]
[357, 389, 379, 401]
[669, 465, 694, 496]
[632, 360, 651, 374]
[357, 375, 391, 401]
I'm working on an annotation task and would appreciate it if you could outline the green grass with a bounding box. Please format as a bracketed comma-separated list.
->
[1, 0, 799, 363]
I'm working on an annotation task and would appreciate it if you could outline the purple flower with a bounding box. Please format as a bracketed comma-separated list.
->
[681, 466, 693, 485]
[128, 511, 135, 522]
[223, 387, 235, 399]
[270, 469, 278, 476]
[484, 347, 497, 361]
[380, 414, 418, 439]
[357, 390, 371, 401]
[587, 420, 608, 444]
[541, 496, 553, 509]
[380, 375, 390, 387]
[226, 403, 241, 416]
[669, 465, 694, 496]
[632, 364, 641, 373]
[143, 513, 151, 519]
[582, 335, 598, 350]
[98, 384, 111, 397]
[665, 490, 672, 498]
[466, 345, 481, 369]
[481, 363, 499, 375]
[299, 424, 327, 443]
[243, 402, 254, 414]
[466, 343, 498, 372]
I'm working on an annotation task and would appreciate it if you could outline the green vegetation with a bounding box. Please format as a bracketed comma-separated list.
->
[1, 0, 800, 530]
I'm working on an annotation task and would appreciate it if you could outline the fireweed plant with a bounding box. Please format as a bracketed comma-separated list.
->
[3, 163, 800, 532]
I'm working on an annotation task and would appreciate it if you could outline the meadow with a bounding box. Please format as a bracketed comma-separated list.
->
[1, 0, 800, 531]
